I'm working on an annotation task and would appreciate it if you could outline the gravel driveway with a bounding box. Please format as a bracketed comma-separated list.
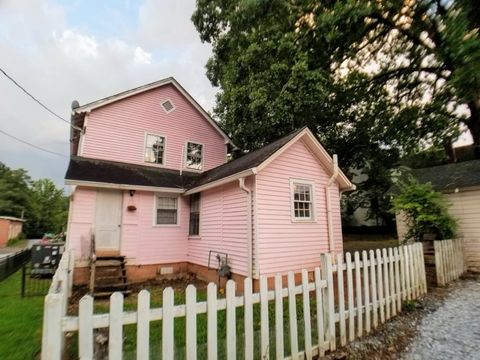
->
[401, 278, 480, 360]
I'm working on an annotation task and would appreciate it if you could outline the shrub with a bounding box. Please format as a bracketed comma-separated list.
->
[391, 177, 457, 242]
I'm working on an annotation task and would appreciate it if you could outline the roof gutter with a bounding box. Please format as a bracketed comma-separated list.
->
[184, 168, 256, 195]
[65, 179, 185, 193]
[238, 177, 253, 278]
[326, 154, 339, 255]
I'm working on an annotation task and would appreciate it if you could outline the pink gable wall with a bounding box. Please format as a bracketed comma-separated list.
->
[81, 84, 227, 172]
[188, 180, 250, 276]
[255, 139, 343, 276]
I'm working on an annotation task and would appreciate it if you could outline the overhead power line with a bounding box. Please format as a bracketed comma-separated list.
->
[0, 128, 68, 158]
[0, 66, 82, 131]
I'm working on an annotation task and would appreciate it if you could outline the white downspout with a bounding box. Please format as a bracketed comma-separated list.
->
[239, 177, 253, 278]
[326, 154, 339, 255]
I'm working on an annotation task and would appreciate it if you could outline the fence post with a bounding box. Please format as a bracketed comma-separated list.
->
[320, 253, 335, 351]
[41, 294, 64, 360]
[434, 241, 444, 286]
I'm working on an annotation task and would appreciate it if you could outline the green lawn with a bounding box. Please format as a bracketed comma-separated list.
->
[0, 270, 45, 360]
[343, 235, 399, 253]
[66, 284, 316, 359]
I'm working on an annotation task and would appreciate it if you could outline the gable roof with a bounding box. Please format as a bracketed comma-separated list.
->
[185, 127, 355, 194]
[408, 160, 480, 192]
[72, 77, 234, 146]
[65, 128, 354, 193]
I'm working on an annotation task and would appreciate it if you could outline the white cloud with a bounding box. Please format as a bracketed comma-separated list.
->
[55, 30, 99, 59]
[0, 0, 217, 187]
[134, 46, 152, 65]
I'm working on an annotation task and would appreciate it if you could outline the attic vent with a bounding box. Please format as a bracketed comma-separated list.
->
[161, 99, 175, 113]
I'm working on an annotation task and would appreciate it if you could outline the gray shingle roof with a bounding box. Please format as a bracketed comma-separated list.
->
[410, 159, 480, 191]
[65, 157, 200, 189]
[65, 128, 306, 190]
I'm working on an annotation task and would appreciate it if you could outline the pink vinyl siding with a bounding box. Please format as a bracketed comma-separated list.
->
[188, 180, 250, 276]
[122, 191, 189, 265]
[255, 140, 343, 276]
[67, 187, 189, 265]
[67, 187, 96, 260]
[81, 84, 227, 172]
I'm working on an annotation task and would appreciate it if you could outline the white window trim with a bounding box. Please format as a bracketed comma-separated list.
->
[184, 140, 204, 172]
[160, 98, 176, 114]
[289, 178, 316, 223]
[188, 193, 202, 238]
[144, 132, 167, 167]
[153, 193, 181, 227]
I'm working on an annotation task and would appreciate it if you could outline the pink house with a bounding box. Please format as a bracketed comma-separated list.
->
[65, 77, 354, 289]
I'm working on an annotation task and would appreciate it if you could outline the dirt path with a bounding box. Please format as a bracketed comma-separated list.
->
[400, 277, 480, 360]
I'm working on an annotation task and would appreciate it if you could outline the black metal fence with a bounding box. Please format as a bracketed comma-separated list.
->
[0, 248, 31, 281]
[21, 263, 52, 297]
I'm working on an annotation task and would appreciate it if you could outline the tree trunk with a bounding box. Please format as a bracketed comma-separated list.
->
[467, 100, 480, 159]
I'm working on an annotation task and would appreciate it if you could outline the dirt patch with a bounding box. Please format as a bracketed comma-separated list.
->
[68, 272, 209, 315]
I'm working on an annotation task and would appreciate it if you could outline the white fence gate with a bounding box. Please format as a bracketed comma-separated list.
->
[42, 244, 426, 359]
[434, 238, 466, 286]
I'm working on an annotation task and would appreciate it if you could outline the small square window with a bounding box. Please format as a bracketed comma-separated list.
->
[145, 134, 165, 164]
[186, 142, 203, 170]
[161, 100, 175, 113]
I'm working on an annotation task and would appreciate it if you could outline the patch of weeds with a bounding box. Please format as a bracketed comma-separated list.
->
[403, 299, 417, 312]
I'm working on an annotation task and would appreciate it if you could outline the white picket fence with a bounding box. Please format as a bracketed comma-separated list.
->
[41, 249, 74, 359]
[434, 238, 466, 286]
[42, 244, 426, 360]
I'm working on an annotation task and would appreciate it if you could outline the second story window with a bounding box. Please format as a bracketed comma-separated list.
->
[186, 142, 203, 170]
[145, 134, 165, 165]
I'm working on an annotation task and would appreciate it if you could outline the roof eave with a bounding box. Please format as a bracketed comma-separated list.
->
[65, 179, 186, 193]
[184, 169, 256, 195]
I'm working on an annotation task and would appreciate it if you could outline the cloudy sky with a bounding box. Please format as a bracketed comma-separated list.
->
[0, 0, 216, 187]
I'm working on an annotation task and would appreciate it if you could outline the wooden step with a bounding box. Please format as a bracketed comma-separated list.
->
[96, 255, 125, 260]
[93, 290, 132, 298]
[95, 275, 127, 282]
[95, 259, 125, 267]
[95, 282, 131, 290]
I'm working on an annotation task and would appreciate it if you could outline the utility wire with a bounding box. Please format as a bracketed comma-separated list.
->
[0, 67, 82, 131]
[0, 128, 68, 158]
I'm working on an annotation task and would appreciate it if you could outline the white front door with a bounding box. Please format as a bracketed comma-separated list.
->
[95, 189, 123, 252]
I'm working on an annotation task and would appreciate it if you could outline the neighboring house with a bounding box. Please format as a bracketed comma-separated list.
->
[65, 77, 354, 287]
[395, 160, 480, 272]
[0, 216, 25, 247]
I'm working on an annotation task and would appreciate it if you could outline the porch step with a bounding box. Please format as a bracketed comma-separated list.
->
[94, 290, 132, 298]
[95, 282, 132, 289]
[95, 259, 125, 267]
[90, 254, 129, 297]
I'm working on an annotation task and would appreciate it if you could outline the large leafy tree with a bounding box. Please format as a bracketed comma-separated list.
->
[0, 163, 68, 238]
[0, 163, 31, 218]
[192, 0, 480, 225]
[26, 179, 69, 238]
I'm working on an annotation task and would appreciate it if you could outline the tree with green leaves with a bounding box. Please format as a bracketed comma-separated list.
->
[0, 163, 31, 218]
[0, 162, 68, 238]
[192, 0, 480, 226]
[25, 179, 68, 238]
